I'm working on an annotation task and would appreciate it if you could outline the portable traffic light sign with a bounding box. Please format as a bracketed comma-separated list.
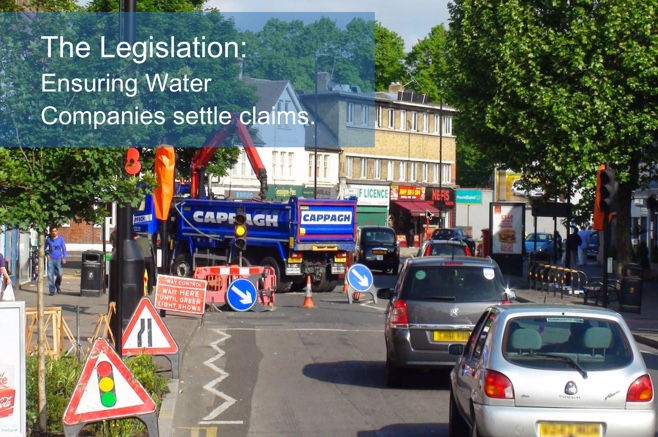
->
[96, 360, 117, 408]
[234, 207, 247, 251]
[125, 147, 141, 175]
[599, 168, 618, 212]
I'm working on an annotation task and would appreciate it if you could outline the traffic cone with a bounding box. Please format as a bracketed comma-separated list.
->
[302, 275, 315, 308]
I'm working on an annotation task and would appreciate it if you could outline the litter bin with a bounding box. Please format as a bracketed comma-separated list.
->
[619, 263, 643, 313]
[81, 250, 105, 296]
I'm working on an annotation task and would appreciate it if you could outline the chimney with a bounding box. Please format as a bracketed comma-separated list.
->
[316, 71, 331, 92]
[388, 81, 405, 94]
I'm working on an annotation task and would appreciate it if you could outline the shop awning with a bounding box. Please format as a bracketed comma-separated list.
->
[393, 200, 442, 217]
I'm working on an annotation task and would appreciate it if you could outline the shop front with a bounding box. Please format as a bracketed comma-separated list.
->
[267, 185, 304, 201]
[426, 186, 456, 229]
[347, 184, 390, 227]
[389, 185, 441, 247]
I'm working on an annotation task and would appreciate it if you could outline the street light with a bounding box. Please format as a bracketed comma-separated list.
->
[314, 51, 329, 199]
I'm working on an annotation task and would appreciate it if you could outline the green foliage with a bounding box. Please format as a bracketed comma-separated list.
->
[26, 353, 169, 435]
[446, 0, 658, 268]
[26, 356, 82, 434]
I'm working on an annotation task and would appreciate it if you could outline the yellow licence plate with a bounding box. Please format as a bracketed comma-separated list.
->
[539, 423, 601, 437]
[433, 331, 471, 342]
[373, 250, 387, 255]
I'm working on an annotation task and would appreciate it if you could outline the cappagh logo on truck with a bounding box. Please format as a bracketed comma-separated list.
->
[193, 211, 279, 226]
[301, 211, 353, 225]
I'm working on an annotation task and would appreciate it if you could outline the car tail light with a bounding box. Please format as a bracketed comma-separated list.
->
[359, 249, 364, 258]
[424, 245, 432, 256]
[464, 245, 471, 256]
[483, 370, 514, 399]
[389, 299, 408, 326]
[627, 374, 653, 402]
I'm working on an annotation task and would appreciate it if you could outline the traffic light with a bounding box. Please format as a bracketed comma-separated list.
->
[599, 168, 618, 212]
[234, 207, 247, 251]
[97, 360, 117, 408]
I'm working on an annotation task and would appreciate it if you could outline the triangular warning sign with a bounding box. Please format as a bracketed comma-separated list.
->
[63, 338, 156, 426]
[122, 297, 179, 356]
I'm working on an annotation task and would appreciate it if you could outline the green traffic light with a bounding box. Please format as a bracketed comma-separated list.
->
[100, 390, 117, 408]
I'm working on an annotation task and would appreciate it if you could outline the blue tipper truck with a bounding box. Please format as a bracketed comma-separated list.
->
[135, 194, 358, 292]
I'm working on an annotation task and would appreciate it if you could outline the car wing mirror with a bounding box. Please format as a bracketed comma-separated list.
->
[377, 287, 393, 300]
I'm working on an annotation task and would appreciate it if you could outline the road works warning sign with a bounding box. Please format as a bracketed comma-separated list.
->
[154, 275, 207, 315]
[63, 338, 156, 425]
[122, 297, 179, 356]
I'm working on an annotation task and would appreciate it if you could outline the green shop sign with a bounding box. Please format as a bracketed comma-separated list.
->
[456, 189, 482, 204]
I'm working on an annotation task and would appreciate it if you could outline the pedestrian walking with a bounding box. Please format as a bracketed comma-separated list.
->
[0, 251, 12, 289]
[406, 220, 415, 248]
[577, 227, 591, 266]
[565, 228, 582, 268]
[134, 230, 156, 295]
[554, 230, 563, 262]
[45, 226, 67, 296]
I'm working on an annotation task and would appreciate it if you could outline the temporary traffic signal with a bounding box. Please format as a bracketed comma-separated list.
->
[234, 207, 247, 251]
[599, 168, 618, 212]
[96, 360, 117, 408]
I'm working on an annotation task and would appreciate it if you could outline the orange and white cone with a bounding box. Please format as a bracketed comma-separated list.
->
[302, 275, 315, 308]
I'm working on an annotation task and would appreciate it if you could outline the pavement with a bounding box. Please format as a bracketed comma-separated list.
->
[15, 250, 658, 435]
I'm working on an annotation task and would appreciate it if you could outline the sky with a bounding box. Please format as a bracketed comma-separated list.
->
[211, 0, 451, 52]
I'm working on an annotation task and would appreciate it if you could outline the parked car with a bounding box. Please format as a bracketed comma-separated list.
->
[417, 239, 471, 257]
[511, 180, 544, 198]
[449, 304, 655, 437]
[524, 232, 555, 255]
[379, 256, 515, 387]
[353, 226, 400, 274]
[430, 228, 476, 254]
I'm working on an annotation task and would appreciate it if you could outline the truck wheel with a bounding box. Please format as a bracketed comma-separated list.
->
[311, 274, 329, 293]
[259, 256, 292, 293]
[172, 254, 193, 277]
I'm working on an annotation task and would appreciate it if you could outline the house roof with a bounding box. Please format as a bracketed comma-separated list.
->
[243, 77, 299, 114]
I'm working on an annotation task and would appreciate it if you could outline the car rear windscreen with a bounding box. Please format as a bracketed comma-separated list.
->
[363, 230, 395, 244]
[402, 265, 504, 302]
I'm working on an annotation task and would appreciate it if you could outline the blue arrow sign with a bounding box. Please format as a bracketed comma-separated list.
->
[347, 264, 374, 292]
[226, 278, 258, 312]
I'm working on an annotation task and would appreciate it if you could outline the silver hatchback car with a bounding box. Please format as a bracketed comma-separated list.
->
[449, 304, 655, 437]
[380, 256, 515, 387]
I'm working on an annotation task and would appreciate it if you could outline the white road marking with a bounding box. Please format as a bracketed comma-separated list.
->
[199, 328, 243, 425]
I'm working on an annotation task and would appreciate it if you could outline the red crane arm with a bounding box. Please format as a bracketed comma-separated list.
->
[190, 113, 268, 200]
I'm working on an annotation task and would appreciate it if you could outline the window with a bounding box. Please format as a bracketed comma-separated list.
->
[288, 152, 294, 177]
[271, 151, 278, 177]
[278, 151, 285, 177]
[323, 154, 329, 178]
[423, 112, 428, 132]
[387, 160, 394, 181]
[411, 111, 417, 131]
[443, 115, 453, 135]
[346, 157, 354, 178]
[421, 163, 428, 182]
[231, 150, 252, 177]
[400, 110, 406, 130]
[374, 159, 381, 180]
[410, 162, 417, 182]
[399, 161, 406, 181]
[347, 103, 354, 124]
[308, 154, 314, 178]
[361, 105, 369, 126]
[432, 163, 439, 182]
[388, 108, 394, 128]
[434, 114, 439, 133]
[376, 107, 382, 128]
[440, 163, 451, 184]
[360, 158, 367, 178]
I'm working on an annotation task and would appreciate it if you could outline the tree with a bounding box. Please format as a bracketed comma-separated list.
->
[374, 21, 406, 91]
[446, 0, 658, 268]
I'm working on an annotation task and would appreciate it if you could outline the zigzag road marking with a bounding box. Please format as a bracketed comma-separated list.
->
[198, 328, 243, 425]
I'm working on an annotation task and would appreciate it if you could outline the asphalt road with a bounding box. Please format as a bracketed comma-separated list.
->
[168, 265, 658, 437]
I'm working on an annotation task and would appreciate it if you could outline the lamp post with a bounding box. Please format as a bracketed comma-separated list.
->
[438, 98, 443, 227]
[314, 52, 329, 199]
